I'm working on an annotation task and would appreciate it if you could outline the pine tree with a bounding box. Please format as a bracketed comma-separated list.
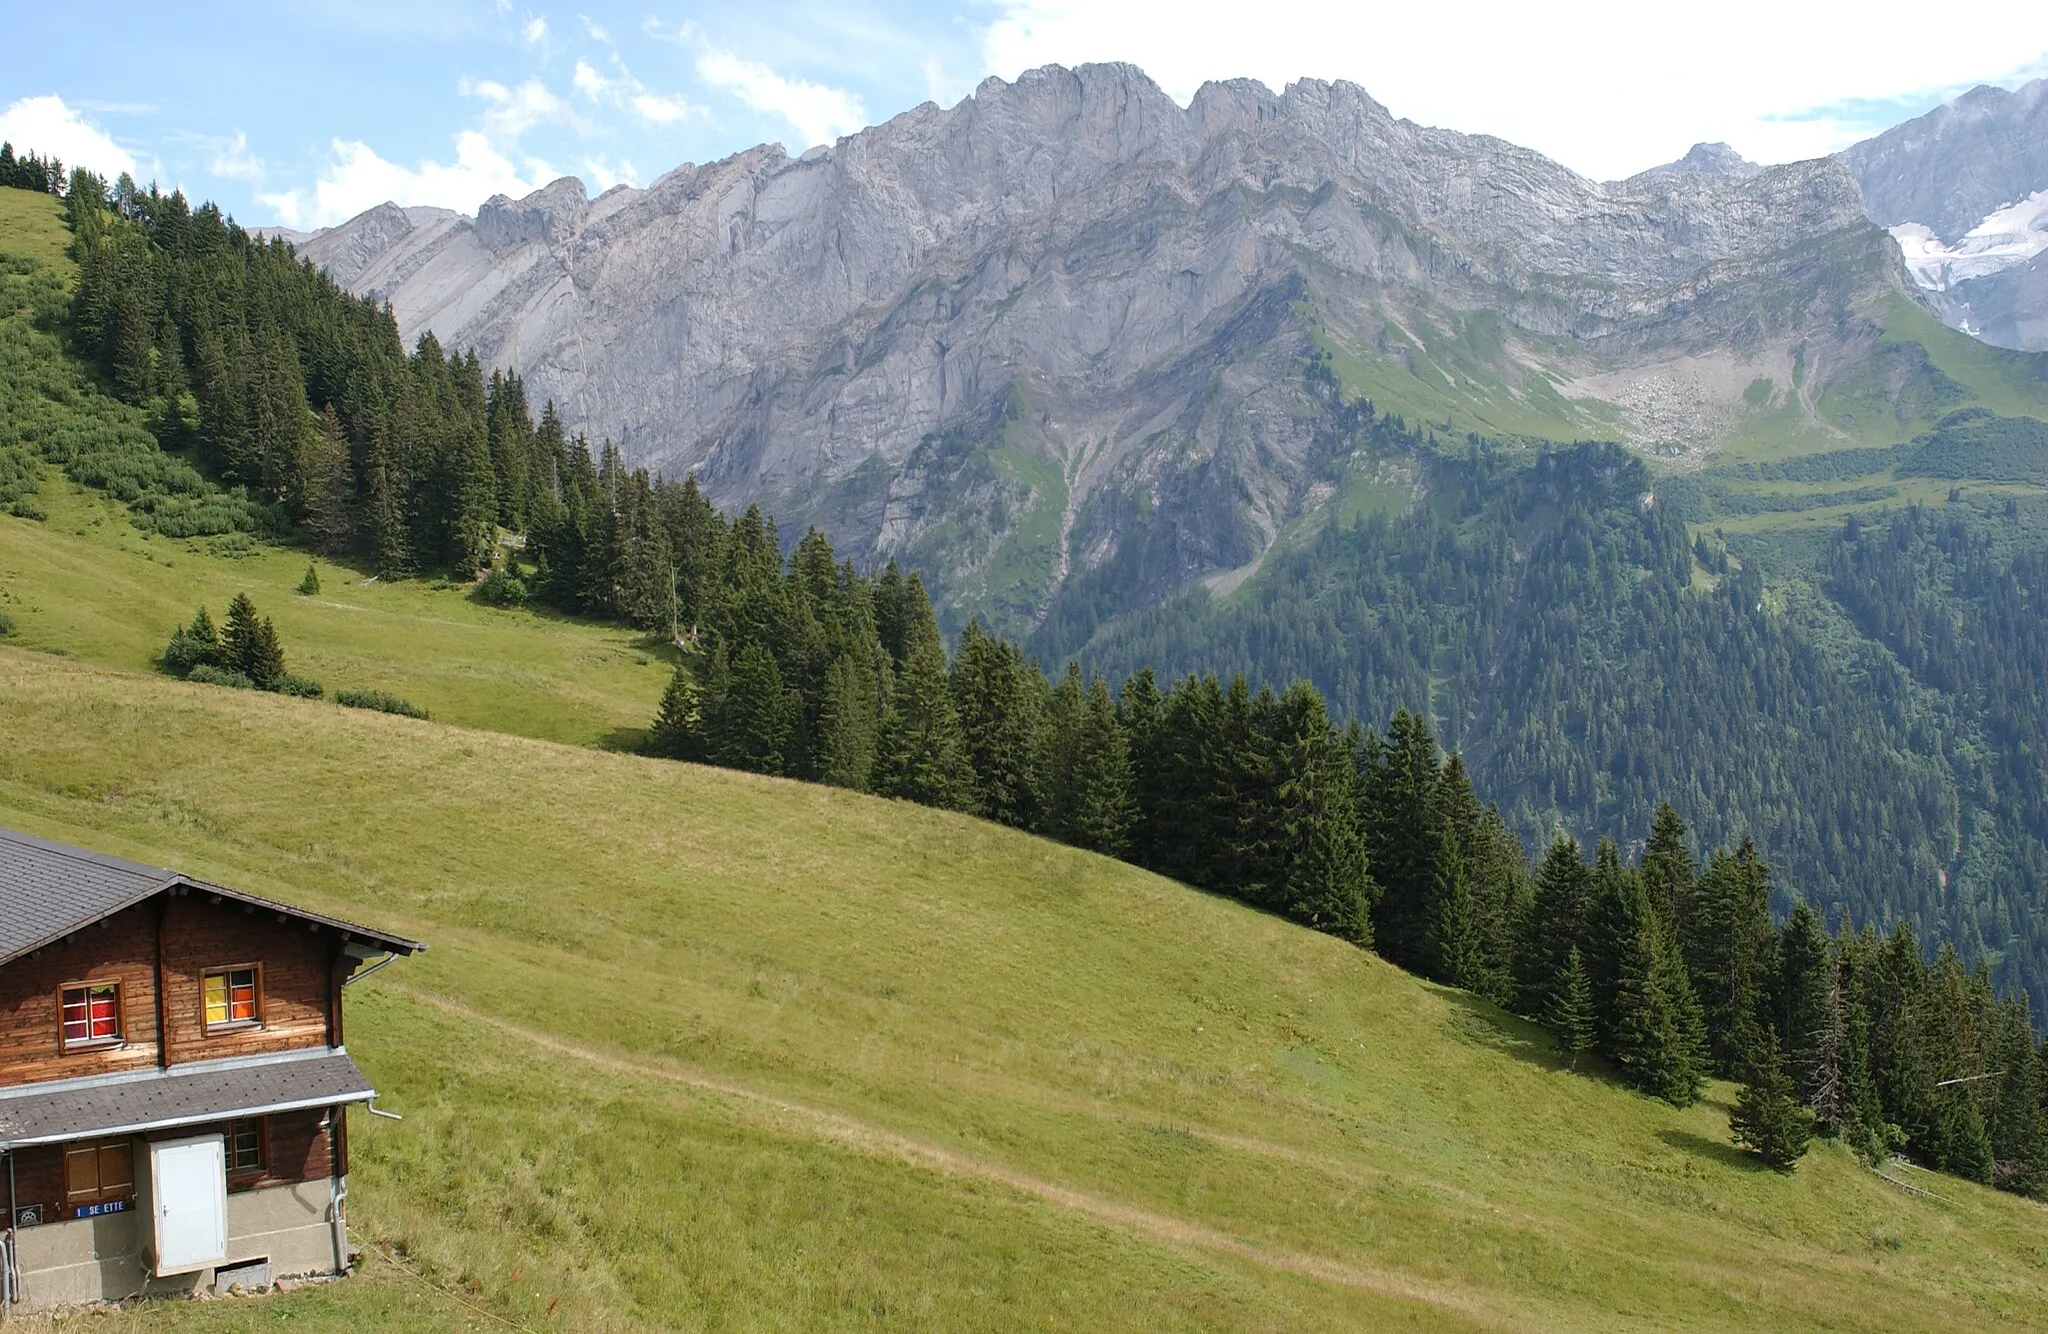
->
[245, 617, 286, 690]
[297, 564, 321, 596]
[1066, 676, 1135, 857]
[221, 594, 277, 685]
[161, 605, 224, 676]
[875, 633, 975, 811]
[646, 664, 703, 761]
[1641, 803, 1696, 941]
[1612, 886, 1704, 1106]
[951, 622, 1040, 826]
[1775, 902, 1833, 1106]
[712, 641, 797, 775]
[1424, 822, 1480, 988]
[299, 405, 354, 554]
[1362, 709, 1442, 971]
[1549, 945, 1597, 1072]
[1688, 840, 1776, 1076]
[814, 650, 880, 791]
[1520, 835, 1589, 1017]
[1731, 1029, 1816, 1171]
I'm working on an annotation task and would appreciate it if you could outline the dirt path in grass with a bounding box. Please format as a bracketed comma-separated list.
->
[400, 989, 1502, 1328]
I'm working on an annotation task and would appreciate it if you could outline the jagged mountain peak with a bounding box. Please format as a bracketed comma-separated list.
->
[1638, 141, 1764, 181]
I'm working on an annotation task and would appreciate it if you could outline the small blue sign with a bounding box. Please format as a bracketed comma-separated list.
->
[74, 1200, 128, 1218]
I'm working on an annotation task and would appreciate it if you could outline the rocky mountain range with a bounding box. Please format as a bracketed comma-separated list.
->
[1841, 78, 2048, 352]
[278, 63, 2048, 634]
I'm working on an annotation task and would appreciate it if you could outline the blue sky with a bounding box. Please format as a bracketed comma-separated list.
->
[5, 1, 2046, 230]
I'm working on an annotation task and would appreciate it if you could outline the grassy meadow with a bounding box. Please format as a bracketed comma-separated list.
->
[0, 480, 670, 747]
[2, 649, 2046, 1331]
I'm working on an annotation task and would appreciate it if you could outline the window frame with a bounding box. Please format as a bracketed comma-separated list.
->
[201, 962, 265, 1034]
[62, 1136, 136, 1213]
[57, 979, 125, 1052]
[226, 1116, 267, 1177]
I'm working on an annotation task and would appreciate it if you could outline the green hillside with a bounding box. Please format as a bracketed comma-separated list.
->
[3, 647, 2046, 1332]
[0, 476, 669, 746]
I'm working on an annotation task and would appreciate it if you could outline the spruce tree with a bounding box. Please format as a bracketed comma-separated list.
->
[1612, 888, 1704, 1106]
[1549, 945, 1597, 1072]
[814, 650, 880, 792]
[1067, 676, 1136, 857]
[1731, 1029, 1816, 1171]
[646, 664, 703, 761]
[1424, 822, 1480, 988]
[713, 641, 797, 775]
[951, 622, 1040, 826]
[1362, 710, 1442, 971]
[1119, 668, 1167, 869]
[1269, 682, 1374, 945]
[220, 594, 285, 688]
[875, 633, 975, 811]
[245, 617, 286, 690]
[1775, 902, 1833, 1106]
[297, 564, 321, 596]
[298, 405, 354, 555]
[1641, 803, 1696, 941]
[222, 593, 262, 673]
[1520, 835, 1589, 1017]
[1688, 840, 1776, 1076]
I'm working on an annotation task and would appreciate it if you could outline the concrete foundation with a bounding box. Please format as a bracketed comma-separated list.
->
[6, 1178, 341, 1312]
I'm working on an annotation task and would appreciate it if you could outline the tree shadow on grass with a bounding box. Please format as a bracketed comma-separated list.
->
[1438, 989, 1568, 1073]
[599, 725, 650, 753]
[1658, 1127, 1771, 1173]
[1438, 990, 1647, 1098]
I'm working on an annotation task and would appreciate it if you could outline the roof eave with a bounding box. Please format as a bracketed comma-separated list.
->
[0, 874, 424, 971]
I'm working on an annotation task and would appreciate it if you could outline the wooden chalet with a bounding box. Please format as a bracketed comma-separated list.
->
[0, 828, 423, 1314]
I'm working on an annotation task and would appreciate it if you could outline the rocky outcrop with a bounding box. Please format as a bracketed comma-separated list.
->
[293, 62, 1913, 629]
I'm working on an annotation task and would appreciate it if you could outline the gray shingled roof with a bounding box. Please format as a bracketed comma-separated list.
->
[0, 828, 423, 967]
[0, 1050, 375, 1148]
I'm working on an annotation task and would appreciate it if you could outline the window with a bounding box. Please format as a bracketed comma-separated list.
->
[203, 966, 261, 1030]
[63, 1138, 135, 1211]
[228, 1118, 265, 1174]
[59, 981, 122, 1050]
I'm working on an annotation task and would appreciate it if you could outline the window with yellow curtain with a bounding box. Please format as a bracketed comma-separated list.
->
[203, 965, 261, 1030]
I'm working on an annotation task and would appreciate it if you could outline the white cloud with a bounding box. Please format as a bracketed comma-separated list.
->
[975, 0, 2048, 178]
[522, 15, 547, 46]
[695, 46, 867, 149]
[573, 58, 617, 100]
[255, 75, 585, 228]
[583, 154, 638, 191]
[581, 15, 610, 43]
[464, 76, 583, 140]
[0, 94, 137, 180]
[259, 131, 554, 229]
[632, 92, 700, 125]
[208, 131, 266, 182]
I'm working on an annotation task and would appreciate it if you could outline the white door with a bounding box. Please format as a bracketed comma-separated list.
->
[151, 1135, 228, 1275]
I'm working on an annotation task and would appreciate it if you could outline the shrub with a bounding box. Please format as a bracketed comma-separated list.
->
[475, 568, 529, 607]
[160, 606, 223, 677]
[297, 564, 320, 596]
[335, 689, 428, 720]
[186, 663, 255, 689]
[8, 500, 47, 520]
[0, 611, 14, 636]
[274, 673, 324, 699]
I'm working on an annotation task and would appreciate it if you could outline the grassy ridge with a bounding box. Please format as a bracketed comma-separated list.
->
[3, 649, 2045, 1331]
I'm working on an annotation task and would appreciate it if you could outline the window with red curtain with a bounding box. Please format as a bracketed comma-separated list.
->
[59, 982, 122, 1049]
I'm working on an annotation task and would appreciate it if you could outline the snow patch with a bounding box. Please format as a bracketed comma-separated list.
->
[1892, 188, 2048, 291]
